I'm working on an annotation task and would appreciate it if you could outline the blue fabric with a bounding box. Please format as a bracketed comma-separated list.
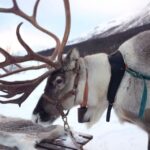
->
[126, 67, 150, 118]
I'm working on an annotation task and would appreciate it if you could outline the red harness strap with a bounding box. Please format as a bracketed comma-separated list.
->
[78, 69, 89, 123]
[80, 69, 88, 107]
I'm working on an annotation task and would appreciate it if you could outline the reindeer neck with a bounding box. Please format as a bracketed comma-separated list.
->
[76, 53, 111, 108]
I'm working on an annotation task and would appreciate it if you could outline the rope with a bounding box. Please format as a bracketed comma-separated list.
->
[126, 67, 150, 118]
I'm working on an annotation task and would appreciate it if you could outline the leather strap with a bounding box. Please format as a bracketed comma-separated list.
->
[80, 68, 88, 107]
[106, 51, 126, 122]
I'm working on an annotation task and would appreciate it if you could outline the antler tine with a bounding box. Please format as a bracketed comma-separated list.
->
[16, 23, 57, 67]
[33, 0, 40, 18]
[0, 64, 46, 78]
[0, 0, 61, 62]
[0, 70, 52, 106]
[0, 23, 56, 78]
[57, 0, 71, 63]
[0, 36, 53, 78]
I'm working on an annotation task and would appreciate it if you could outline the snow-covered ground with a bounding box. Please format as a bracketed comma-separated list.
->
[0, 68, 148, 150]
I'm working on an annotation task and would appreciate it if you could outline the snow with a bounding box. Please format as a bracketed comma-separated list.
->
[68, 18, 125, 45]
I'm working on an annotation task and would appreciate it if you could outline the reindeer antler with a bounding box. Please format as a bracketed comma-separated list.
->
[58, 0, 71, 62]
[0, 0, 71, 106]
[0, 71, 53, 106]
[0, 0, 61, 60]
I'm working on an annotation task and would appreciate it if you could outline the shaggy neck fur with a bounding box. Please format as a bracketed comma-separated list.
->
[76, 53, 111, 127]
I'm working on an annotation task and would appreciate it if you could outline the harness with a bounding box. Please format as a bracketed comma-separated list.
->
[126, 67, 150, 118]
[107, 51, 150, 122]
[107, 51, 126, 122]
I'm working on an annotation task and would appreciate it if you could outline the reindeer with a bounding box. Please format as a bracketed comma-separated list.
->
[0, 0, 150, 150]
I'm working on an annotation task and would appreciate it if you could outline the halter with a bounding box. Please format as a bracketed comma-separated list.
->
[42, 59, 80, 117]
[42, 58, 89, 123]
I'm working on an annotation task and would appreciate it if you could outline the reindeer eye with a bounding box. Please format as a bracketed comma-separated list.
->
[56, 78, 63, 84]
[55, 76, 64, 85]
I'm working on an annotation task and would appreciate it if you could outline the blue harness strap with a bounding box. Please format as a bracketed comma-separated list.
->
[126, 68, 150, 118]
[107, 51, 150, 122]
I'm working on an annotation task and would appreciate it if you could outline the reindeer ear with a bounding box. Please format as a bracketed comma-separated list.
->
[63, 48, 80, 70]
[66, 48, 80, 61]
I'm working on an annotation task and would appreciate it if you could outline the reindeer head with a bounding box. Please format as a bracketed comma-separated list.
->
[32, 48, 81, 124]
